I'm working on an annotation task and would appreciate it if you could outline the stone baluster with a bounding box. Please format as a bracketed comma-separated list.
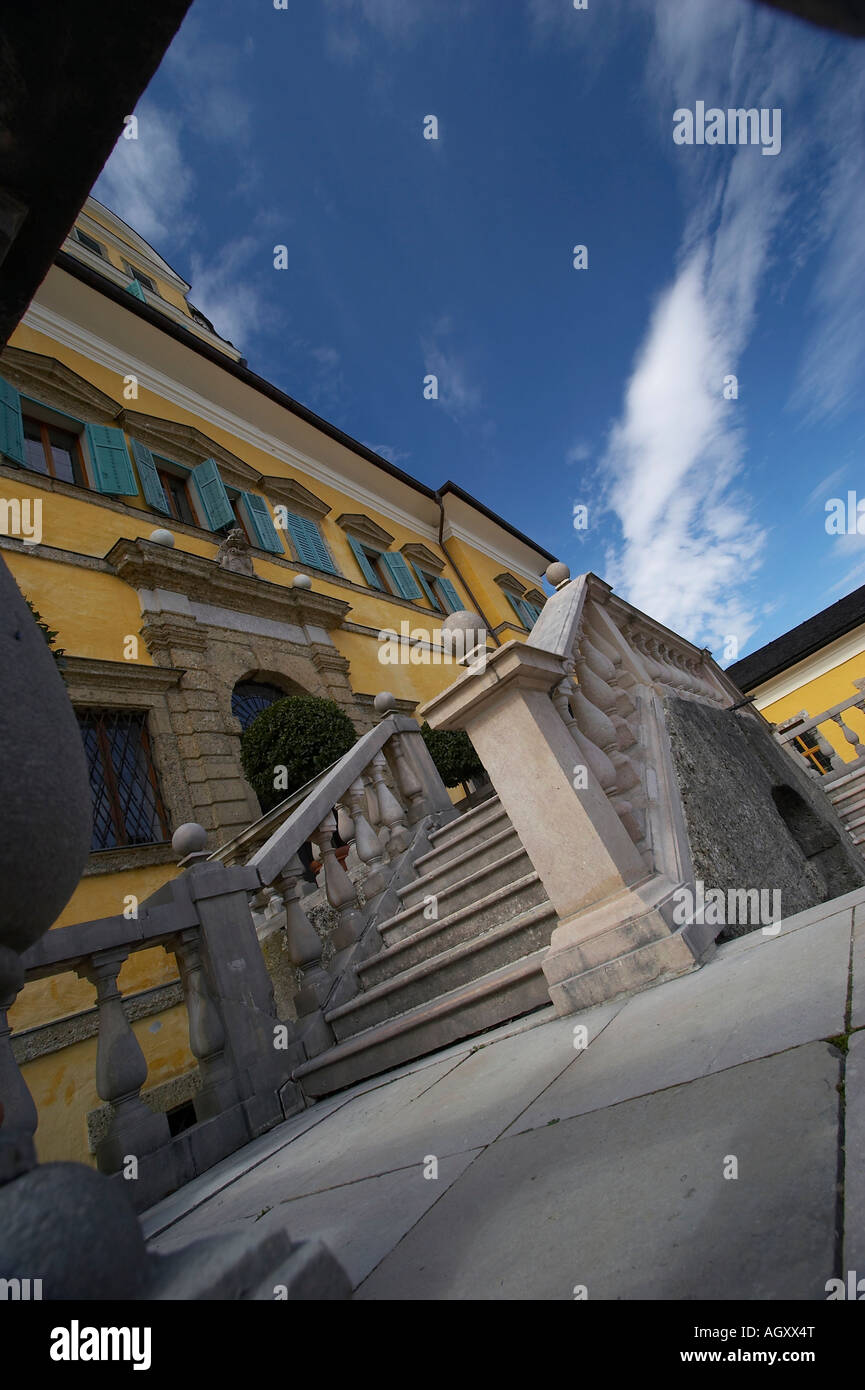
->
[570, 664, 640, 798]
[78, 947, 170, 1172]
[582, 632, 636, 720]
[317, 811, 364, 948]
[172, 928, 238, 1120]
[374, 691, 427, 823]
[552, 678, 617, 795]
[363, 771, 384, 846]
[832, 711, 865, 760]
[273, 862, 334, 1059]
[336, 803, 354, 844]
[370, 750, 411, 854]
[344, 777, 388, 896]
[0, 984, 38, 1179]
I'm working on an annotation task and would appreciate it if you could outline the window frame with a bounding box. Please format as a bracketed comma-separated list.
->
[78, 707, 171, 852]
[153, 457, 196, 527]
[122, 260, 157, 295]
[21, 412, 88, 487]
[74, 227, 107, 259]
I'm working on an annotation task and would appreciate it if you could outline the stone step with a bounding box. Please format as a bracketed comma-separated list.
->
[546, 926, 705, 1015]
[380, 867, 549, 949]
[418, 797, 509, 867]
[842, 808, 865, 833]
[409, 816, 519, 885]
[359, 896, 558, 991]
[397, 834, 531, 912]
[327, 901, 557, 1039]
[826, 765, 865, 798]
[828, 793, 865, 824]
[294, 952, 550, 1098]
[427, 792, 501, 839]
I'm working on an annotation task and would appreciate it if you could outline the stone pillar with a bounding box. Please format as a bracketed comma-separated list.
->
[420, 641, 704, 1016]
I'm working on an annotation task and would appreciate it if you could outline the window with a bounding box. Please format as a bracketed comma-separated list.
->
[22, 415, 87, 486]
[78, 710, 170, 851]
[432, 576, 462, 613]
[231, 681, 286, 731]
[154, 458, 195, 526]
[226, 494, 254, 545]
[74, 228, 106, 258]
[123, 262, 156, 294]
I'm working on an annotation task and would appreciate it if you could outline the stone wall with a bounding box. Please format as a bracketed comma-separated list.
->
[664, 697, 865, 938]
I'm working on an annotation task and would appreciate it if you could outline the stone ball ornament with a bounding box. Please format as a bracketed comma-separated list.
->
[374, 691, 396, 715]
[0, 556, 92, 995]
[545, 561, 571, 589]
[292, 574, 312, 589]
[442, 609, 488, 663]
[171, 822, 208, 859]
[149, 528, 176, 547]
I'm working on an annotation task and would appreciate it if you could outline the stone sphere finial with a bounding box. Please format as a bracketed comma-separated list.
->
[292, 574, 312, 589]
[546, 561, 570, 589]
[442, 609, 487, 641]
[149, 528, 175, 547]
[374, 691, 396, 715]
[172, 823, 208, 860]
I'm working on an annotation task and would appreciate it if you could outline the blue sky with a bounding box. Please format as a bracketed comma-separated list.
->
[94, 0, 865, 664]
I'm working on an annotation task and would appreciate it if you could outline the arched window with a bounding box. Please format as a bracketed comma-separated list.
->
[231, 680, 286, 732]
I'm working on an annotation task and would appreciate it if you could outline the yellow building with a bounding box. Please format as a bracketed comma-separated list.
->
[0, 196, 555, 1163]
[727, 584, 865, 771]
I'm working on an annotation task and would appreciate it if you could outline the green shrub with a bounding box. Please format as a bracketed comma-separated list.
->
[419, 722, 485, 789]
[240, 695, 357, 812]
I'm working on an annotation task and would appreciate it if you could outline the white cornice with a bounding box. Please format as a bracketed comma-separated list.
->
[59, 239, 240, 361]
[80, 199, 191, 290]
[749, 626, 865, 709]
[21, 300, 444, 545]
[440, 518, 545, 586]
[22, 297, 548, 581]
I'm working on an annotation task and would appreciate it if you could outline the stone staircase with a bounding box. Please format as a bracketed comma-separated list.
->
[294, 793, 556, 1096]
[826, 761, 865, 848]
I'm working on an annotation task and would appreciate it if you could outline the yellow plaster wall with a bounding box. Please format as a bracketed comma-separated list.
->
[23, 1003, 195, 1167]
[758, 645, 865, 765]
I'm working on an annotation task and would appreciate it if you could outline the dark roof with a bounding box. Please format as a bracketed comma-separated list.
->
[727, 581, 865, 691]
[51, 250, 556, 567]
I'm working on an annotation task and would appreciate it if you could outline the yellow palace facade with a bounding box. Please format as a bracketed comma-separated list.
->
[0, 197, 554, 1163]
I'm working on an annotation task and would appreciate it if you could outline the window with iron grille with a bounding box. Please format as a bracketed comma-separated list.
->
[77, 709, 170, 851]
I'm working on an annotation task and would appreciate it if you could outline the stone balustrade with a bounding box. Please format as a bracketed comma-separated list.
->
[774, 683, 865, 783]
[419, 565, 744, 1016]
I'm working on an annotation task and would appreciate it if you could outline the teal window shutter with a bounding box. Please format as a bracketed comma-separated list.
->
[283, 512, 337, 573]
[130, 438, 170, 514]
[347, 533, 382, 589]
[0, 375, 25, 466]
[85, 424, 137, 495]
[241, 492, 284, 554]
[191, 458, 235, 530]
[505, 594, 529, 627]
[435, 576, 462, 613]
[379, 551, 423, 600]
[412, 565, 440, 609]
[126, 279, 147, 301]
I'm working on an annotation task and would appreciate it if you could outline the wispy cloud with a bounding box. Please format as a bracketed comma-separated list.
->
[421, 317, 483, 425]
[364, 442, 412, 466]
[94, 103, 196, 249]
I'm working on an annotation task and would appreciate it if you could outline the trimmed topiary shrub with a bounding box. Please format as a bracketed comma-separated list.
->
[419, 721, 485, 792]
[240, 695, 357, 813]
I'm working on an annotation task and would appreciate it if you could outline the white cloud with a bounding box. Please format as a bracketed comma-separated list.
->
[594, 0, 865, 650]
[94, 103, 196, 249]
[187, 235, 274, 350]
[421, 318, 483, 424]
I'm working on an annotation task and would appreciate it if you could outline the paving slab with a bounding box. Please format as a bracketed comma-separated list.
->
[152, 1149, 483, 1288]
[843, 1029, 865, 1278]
[142, 1051, 466, 1239]
[852, 912, 865, 1029]
[506, 910, 852, 1135]
[356, 1042, 841, 1301]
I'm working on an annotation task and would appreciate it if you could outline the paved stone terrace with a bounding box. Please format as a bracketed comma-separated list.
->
[143, 887, 865, 1300]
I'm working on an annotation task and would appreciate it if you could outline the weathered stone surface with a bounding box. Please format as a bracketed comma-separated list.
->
[843, 1030, 865, 1277]
[665, 698, 865, 939]
[356, 1043, 840, 1300]
[509, 902, 852, 1133]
